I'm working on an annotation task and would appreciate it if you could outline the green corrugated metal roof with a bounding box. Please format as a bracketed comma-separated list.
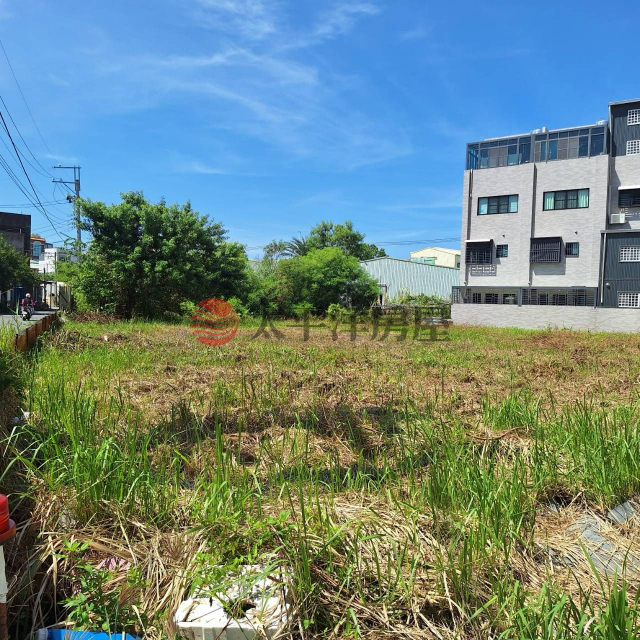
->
[359, 257, 459, 300]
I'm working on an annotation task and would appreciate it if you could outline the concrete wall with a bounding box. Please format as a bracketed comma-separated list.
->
[461, 163, 535, 287]
[1, 230, 28, 254]
[533, 155, 608, 286]
[461, 155, 608, 289]
[452, 304, 640, 333]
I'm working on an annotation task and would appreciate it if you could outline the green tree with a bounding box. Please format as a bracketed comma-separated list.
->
[77, 192, 248, 318]
[282, 247, 378, 312]
[0, 235, 39, 292]
[306, 220, 386, 260]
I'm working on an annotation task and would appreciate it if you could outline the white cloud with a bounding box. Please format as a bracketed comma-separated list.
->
[43, 152, 79, 164]
[47, 1, 406, 171]
[47, 72, 71, 87]
[193, 0, 279, 39]
[313, 2, 381, 40]
[177, 160, 229, 175]
[399, 25, 432, 41]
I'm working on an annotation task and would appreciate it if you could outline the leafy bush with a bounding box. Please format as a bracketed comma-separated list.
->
[76, 192, 249, 319]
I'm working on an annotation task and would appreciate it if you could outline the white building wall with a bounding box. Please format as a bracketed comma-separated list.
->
[453, 304, 640, 333]
[461, 155, 608, 289]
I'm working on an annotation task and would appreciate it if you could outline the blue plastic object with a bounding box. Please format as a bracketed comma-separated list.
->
[45, 631, 140, 640]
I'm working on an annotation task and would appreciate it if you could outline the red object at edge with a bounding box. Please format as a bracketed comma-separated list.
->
[0, 494, 15, 544]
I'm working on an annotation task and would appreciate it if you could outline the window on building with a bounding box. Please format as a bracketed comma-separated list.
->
[628, 109, 640, 126]
[455, 259, 460, 269]
[485, 293, 499, 304]
[503, 293, 517, 304]
[467, 144, 479, 170]
[590, 129, 605, 156]
[530, 237, 561, 263]
[471, 292, 482, 304]
[478, 195, 518, 215]
[619, 189, 640, 207]
[620, 246, 640, 262]
[619, 292, 640, 308]
[466, 242, 493, 265]
[496, 244, 508, 258]
[518, 137, 531, 164]
[565, 242, 579, 257]
[535, 139, 547, 162]
[543, 189, 589, 210]
[627, 140, 640, 155]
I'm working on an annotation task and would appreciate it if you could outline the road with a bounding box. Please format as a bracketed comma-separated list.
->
[0, 311, 56, 334]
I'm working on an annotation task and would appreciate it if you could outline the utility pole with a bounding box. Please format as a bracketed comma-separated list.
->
[52, 165, 81, 255]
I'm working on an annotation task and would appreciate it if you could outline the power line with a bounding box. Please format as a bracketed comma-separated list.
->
[0, 110, 65, 241]
[0, 199, 68, 208]
[0, 94, 53, 178]
[0, 38, 59, 164]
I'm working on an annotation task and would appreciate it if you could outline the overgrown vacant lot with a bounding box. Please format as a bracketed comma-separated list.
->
[5, 318, 640, 638]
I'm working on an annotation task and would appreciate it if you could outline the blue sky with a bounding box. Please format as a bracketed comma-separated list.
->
[0, 0, 638, 258]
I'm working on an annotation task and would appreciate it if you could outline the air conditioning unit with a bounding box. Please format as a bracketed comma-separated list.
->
[610, 213, 626, 224]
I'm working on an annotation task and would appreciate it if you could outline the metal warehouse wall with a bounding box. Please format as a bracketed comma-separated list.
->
[359, 257, 460, 300]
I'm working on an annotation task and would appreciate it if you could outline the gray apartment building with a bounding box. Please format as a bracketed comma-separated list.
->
[451, 98, 640, 332]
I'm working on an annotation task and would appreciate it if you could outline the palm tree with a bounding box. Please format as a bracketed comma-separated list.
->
[281, 235, 310, 257]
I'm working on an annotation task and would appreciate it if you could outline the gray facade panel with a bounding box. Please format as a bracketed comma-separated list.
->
[602, 232, 640, 307]
[611, 102, 640, 157]
[0, 211, 30, 254]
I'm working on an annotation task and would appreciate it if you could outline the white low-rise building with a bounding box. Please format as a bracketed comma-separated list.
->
[31, 246, 75, 275]
[410, 246, 461, 269]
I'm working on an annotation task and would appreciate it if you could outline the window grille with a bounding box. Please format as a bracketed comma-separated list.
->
[521, 288, 595, 306]
[628, 109, 640, 126]
[619, 189, 640, 207]
[485, 293, 499, 304]
[565, 242, 579, 257]
[619, 292, 640, 308]
[472, 292, 482, 304]
[530, 238, 561, 263]
[620, 246, 640, 262]
[627, 140, 640, 155]
[465, 242, 492, 265]
[496, 244, 508, 258]
[469, 264, 497, 276]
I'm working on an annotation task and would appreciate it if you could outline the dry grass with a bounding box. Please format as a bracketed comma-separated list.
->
[4, 319, 640, 638]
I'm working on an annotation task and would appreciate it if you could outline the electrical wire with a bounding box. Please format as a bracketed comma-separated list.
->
[0, 38, 59, 165]
[0, 94, 53, 178]
[0, 113, 65, 241]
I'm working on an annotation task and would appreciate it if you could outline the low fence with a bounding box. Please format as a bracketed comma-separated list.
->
[14, 313, 57, 352]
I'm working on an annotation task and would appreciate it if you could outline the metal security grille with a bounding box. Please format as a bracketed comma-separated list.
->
[465, 241, 492, 265]
[619, 189, 640, 207]
[452, 287, 519, 304]
[565, 242, 579, 257]
[522, 288, 595, 306]
[620, 246, 640, 262]
[530, 238, 561, 263]
[629, 109, 640, 126]
[627, 140, 640, 155]
[469, 264, 497, 276]
[619, 293, 640, 308]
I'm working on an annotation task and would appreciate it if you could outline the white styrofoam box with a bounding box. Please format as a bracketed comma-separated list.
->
[174, 564, 292, 640]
